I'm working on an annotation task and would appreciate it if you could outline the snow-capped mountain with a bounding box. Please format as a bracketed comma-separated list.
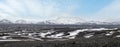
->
[15, 20, 27, 24]
[37, 20, 120, 25]
[108, 21, 120, 25]
[75, 21, 120, 25]
[37, 17, 87, 24]
[35, 17, 120, 25]
[0, 19, 120, 25]
[37, 21, 55, 24]
[0, 19, 12, 24]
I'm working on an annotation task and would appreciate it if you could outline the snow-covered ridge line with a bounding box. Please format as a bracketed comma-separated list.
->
[1, 19, 120, 25]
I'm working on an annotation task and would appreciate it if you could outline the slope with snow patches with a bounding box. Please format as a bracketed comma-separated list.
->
[33, 28, 119, 40]
[0, 28, 119, 41]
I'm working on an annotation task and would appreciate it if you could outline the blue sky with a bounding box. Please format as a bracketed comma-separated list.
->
[77, 0, 113, 14]
[0, 0, 120, 23]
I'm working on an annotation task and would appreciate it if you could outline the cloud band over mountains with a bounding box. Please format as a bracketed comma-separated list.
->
[0, 0, 120, 23]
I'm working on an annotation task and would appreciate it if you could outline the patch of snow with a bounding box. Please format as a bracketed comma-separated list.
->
[40, 31, 54, 38]
[62, 29, 88, 39]
[114, 28, 118, 30]
[28, 36, 43, 41]
[84, 34, 93, 38]
[68, 29, 88, 36]
[116, 35, 120, 37]
[55, 33, 64, 37]
[68, 36, 76, 39]
[86, 28, 118, 31]
[47, 33, 64, 38]
[109, 31, 114, 34]
[2, 36, 11, 39]
[106, 34, 112, 36]
[106, 31, 114, 36]
[88, 28, 108, 31]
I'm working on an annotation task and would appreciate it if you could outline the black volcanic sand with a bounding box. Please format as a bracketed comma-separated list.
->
[0, 38, 120, 47]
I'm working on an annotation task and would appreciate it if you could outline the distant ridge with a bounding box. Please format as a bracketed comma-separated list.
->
[0, 19, 120, 25]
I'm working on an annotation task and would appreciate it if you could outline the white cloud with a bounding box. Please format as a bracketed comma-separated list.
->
[1, 0, 120, 24]
[0, 0, 82, 23]
[48, 13, 86, 24]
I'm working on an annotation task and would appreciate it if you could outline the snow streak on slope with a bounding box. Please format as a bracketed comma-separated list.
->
[84, 34, 93, 38]
[39, 31, 55, 38]
[47, 33, 64, 38]
[68, 29, 87, 36]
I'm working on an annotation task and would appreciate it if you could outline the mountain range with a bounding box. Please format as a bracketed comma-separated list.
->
[0, 19, 119, 25]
